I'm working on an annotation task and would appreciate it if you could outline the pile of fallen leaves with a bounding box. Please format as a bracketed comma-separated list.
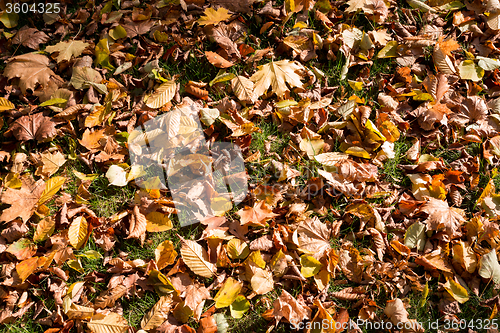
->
[2, 0, 500, 332]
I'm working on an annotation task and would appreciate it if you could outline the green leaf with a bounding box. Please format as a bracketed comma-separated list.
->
[418, 282, 429, 308]
[404, 222, 426, 251]
[109, 25, 127, 40]
[209, 72, 236, 86]
[77, 250, 103, 260]
[67, 259, 84, 273]
[230, 295, 250, 319]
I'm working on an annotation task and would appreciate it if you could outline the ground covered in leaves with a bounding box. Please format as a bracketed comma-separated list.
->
[2, 0, 500, 332]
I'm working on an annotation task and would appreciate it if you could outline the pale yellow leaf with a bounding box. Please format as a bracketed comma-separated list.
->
[180, 236, 217, 278]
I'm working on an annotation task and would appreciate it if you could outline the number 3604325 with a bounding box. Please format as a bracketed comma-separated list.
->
[6, 2, 61, 14]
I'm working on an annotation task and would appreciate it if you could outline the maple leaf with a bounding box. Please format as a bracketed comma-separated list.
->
[9, 112, 57, 142]
[197, 7, 232, 26]
[204, 21, 246, 57]
[250, 59, 305, 98]
[45, 40, 90, 63]
[0, 175, 45, 223]
[272, 290, 312, 326]
[121, 17, 154, 38]
[12, 26, 50, 50]
[346, 0, 366, 12]
[419, 197, 466, 237]
[3, 53, 63, 94]
[35, 150, 66, 177]
[296, 217, 331, 260]
[236, 201, 279, 227]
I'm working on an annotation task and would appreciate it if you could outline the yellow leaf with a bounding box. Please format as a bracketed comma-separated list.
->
[94, 38, 115, 70]
[155, 240, 178, 270]
[227, 238, 250, 260]
[38, 176, 66, 205]
[458, 60, 484, 82]
[344, 146, 371, 159]
[230, 295, 250, 319]
[0, 97, 15, 111]
[250, 59, 305, 98]
[246, 250, 266, 269]
[109, 25, 127, 40]
[67, 259, 84, 273]
[33, 216, 55, 242]
[197, 7, 232, 26]
[348, 80, 364, 91]
[0, 11, 18, 28]
[444, 277, 469, 304]
[214, 277, 242, 308]
[146, 211, 173, 232]
[5, 173, 22, 189]
[68, 216, 89, 250]
[300, 254, 323, 278]
[145, 80, 177, 109]
[377, 41, 398, 58]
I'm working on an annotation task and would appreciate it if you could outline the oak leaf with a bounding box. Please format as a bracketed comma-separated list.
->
[4, 53, 63, 94]
[250, 59, 305, 98]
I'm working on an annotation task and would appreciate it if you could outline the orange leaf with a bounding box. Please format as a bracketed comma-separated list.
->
[205, 51, 234, 68]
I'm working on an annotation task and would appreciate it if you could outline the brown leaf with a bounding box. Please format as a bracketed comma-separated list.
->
[94, 284, 128, 309]
[127, 205, 147, 244]
[4, 53, 63, 94]
[296, 217, 331, 260]
[0, 175, 45, 223]
[12, 26, 50, 50]
[122, 17, 154, 38]
[10, 113, 57, 142]
[419, 197, 466, 237]
[272, 290, 312, 326]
